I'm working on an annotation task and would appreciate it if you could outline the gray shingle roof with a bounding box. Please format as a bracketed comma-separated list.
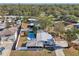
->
[0, 27, 17, 36]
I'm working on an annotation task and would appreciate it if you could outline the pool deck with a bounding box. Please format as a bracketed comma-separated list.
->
[26, 31, 44, 47]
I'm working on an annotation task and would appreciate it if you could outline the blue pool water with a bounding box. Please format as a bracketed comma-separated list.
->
[27, 31, 36, 40]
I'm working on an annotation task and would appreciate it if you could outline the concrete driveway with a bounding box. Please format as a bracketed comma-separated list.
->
[53, 38, 68, 56]
[0, 41, 13, 56]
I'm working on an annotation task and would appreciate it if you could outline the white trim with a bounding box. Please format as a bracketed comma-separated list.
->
[15, 31, 21, 49]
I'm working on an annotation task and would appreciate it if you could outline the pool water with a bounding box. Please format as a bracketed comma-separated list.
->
[27, 31, 36, 40]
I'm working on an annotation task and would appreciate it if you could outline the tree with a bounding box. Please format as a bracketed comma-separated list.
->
[53, 21, 65, 37]
[65, 29, 77, 42]
[38, 15, 55, 32]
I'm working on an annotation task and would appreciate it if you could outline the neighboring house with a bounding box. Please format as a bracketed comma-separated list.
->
[0, 16, 22, 52]
[0, 15, 22, 23]
[0, 26, 20, 43]
[0, 16, 21, 44]
[74, 23, 79, 29]
[27, 18, 39, 27]
[3, 16, 19, 22]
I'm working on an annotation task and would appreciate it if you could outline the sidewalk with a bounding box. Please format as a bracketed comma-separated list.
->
[53, 38, 68, 56]
[55, 49, 65, 56]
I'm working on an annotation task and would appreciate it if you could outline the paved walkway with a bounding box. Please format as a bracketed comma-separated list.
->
[55, 49, 65, 56]
[26, 31, 43, 47]
[53, 39, 68, 56]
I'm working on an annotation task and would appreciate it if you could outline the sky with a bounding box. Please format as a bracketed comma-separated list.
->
[0, 0, 79, 3]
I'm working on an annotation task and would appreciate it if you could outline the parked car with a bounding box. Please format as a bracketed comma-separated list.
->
[0, 47, 5, 55]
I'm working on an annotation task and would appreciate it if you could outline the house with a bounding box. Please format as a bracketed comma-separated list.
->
[27, 18, 39, 27]
[0, 16, 21, 45]
[0, 27, 19, 42]
[74, 23, 79, 29]
[26, 30, 54, 48]
[15, 29, 54, 51]
[38, 31, 54, 47]
[3, 16, 19, 22]
[0, 15, 22, 23]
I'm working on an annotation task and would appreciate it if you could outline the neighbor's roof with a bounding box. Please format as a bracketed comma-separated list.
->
[0, 23, 6, 29]
[0, 27, 17, 36]
[28, 19, 37, 21]
[73, 23, 79, 25]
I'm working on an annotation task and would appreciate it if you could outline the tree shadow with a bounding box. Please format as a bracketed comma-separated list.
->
[21, 43, 64, 51]
[44, 44, 64, 51]
[21, 43, 26, 47]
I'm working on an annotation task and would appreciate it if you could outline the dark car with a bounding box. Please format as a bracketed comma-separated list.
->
[0, 47, 5, 55]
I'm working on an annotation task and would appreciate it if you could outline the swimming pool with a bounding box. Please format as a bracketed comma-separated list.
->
[27, 31, 36, 40]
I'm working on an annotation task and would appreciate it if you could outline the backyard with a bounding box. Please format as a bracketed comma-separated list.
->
[10, 32, 55, 56]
